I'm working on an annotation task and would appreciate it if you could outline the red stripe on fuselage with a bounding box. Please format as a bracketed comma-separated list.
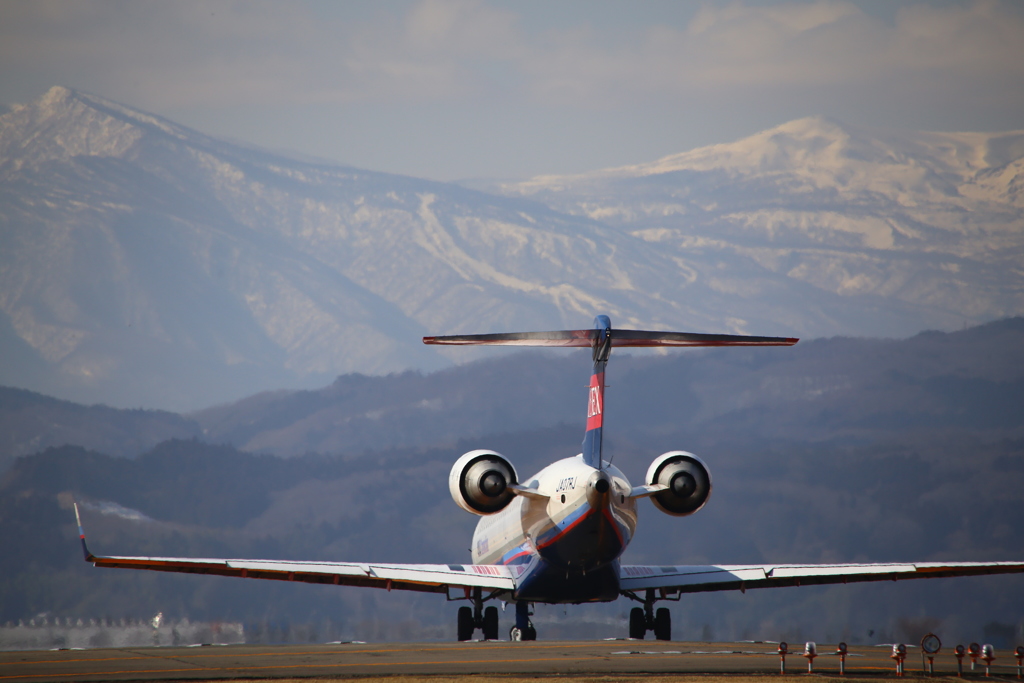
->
[586, 372, 604, 431]
[537, 505, 596, 549]
[602, 507, 625, 546]
[501, 548, 532, 565]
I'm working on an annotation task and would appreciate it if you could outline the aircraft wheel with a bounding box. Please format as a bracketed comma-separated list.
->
[509, 626, 522, 641]
[523, 621, 537, 641]
[653, 608, 671, 641]
[457, 606, 474, 641]
[628, 607, 646, 639]
[482, 606, 499, 640]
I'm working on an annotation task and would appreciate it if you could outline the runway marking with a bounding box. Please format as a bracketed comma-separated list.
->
[0, 645, 960, 681]
[0, 655, 590, 680]
[5, 641, 613, 667]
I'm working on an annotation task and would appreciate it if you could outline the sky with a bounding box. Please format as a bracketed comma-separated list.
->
[2, 0, 1024, 181]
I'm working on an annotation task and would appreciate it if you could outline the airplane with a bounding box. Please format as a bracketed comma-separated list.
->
[74, 315, 1024, 642]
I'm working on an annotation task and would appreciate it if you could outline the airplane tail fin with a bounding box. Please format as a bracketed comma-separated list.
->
[425, 318, 797, 469]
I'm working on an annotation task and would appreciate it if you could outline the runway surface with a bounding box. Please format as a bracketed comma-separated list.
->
[2, 640, 1021, 681]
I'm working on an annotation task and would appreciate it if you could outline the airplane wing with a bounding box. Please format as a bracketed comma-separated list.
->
[619, 561, 1024, 594]
[74, 506, 514, 596]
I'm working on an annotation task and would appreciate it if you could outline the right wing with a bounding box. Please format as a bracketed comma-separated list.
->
[75, 505, 514, 596]
[620, 561, 1024, 594]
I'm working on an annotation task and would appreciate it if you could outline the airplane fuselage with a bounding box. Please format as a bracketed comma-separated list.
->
[472, 455, 637, 603]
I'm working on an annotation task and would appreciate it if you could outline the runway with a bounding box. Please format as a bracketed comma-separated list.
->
[2, 640, 1021, 681]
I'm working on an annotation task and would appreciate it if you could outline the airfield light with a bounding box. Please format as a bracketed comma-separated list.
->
[836, 642, 848, 675]
[955, 644, 966, 677]
[1014, 645, 1023, 679]
[892, 643, 908, 677]
[981, 644, 995, 677]
[921, 633, 941, 676]
[803, 641, 817, 673]
[969, 642, 982, 671]
[778, 642, 788, 674]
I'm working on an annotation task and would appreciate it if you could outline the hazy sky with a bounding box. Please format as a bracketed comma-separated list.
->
[2, 0, 1023, 181]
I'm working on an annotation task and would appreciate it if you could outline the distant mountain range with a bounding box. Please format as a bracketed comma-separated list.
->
[189, 317, 1024, 459]
[2, 317, 1021, 472]
[1, 87, 1022, 410]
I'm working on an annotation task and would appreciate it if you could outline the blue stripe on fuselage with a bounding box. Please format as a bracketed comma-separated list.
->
[535, 500, 593, 549]
[500, 542, 534, 566]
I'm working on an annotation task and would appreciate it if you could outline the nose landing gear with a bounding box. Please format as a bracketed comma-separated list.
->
[456, 588, 501, 641]
[625, 589, 672, 640]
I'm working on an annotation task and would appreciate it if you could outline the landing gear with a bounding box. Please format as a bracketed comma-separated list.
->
[482, 606, 499, 641]
[509, 600, 536, 641]
[456, 588, 501, 641]
[629, 607, 646, 639]
[625, 589, 672, 640]
[653, 607, 671, 641]
[457, 606, 474, 641]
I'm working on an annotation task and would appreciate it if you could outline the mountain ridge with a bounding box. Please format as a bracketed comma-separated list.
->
[2, 87, 1022, 410]
[1, 317, 1019, 474]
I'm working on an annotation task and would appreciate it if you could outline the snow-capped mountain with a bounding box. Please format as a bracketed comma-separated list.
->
[498, 117, 1024, 332]
[1, 88, 1022, 410]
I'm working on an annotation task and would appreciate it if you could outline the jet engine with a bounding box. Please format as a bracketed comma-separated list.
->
[646, 451, 712, 516]
[449, 450, 518, 515]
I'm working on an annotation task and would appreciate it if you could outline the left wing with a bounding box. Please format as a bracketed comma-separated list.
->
[620, 561, 1024, 594]
[74, 505, 514, 596]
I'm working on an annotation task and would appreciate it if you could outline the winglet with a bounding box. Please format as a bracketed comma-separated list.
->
[73, 503, 96, 562]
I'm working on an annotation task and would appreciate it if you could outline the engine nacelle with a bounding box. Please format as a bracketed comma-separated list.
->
[449, 450, 518, 515]
[646, 451, 712, 516]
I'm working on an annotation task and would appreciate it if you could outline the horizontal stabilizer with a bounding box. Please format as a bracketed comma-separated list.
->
[610, 329, 798, 347]
[424, 330, 595, 347]
[424, 329, 798, 348]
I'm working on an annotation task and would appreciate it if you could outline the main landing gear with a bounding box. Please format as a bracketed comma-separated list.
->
[626, 589, 671, 640]
[509, 600, 536, 641]
[457, 587, 500, 641]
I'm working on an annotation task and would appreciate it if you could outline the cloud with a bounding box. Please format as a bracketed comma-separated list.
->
[0, 0, 527, 108]
[517, 0, 1024, 106]
[1, 0, 1022, 140]
[1, 0, 326, 107]
[81, 500, 153, 522]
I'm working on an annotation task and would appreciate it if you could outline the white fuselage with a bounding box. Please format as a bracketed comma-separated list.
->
[469, 454, 638, 602]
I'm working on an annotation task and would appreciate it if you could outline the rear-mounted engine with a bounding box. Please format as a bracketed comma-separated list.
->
[449, 450, 518, 515]
[646, 451, 712, 516]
